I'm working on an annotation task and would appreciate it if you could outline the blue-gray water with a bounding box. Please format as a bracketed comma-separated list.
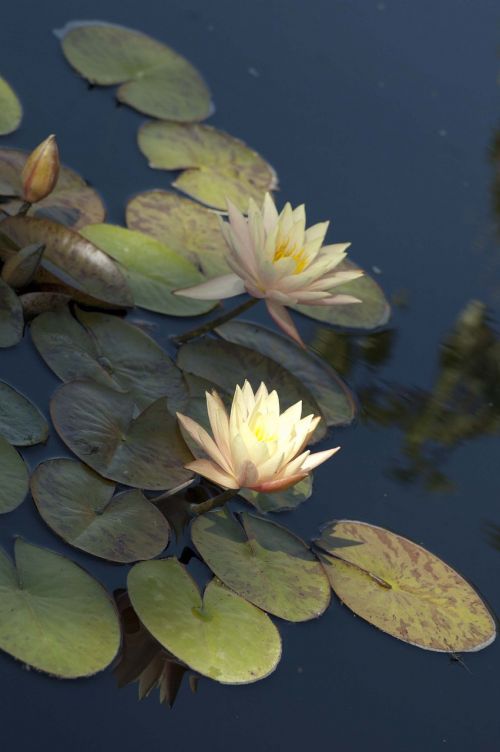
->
[1, 1, 499, 750]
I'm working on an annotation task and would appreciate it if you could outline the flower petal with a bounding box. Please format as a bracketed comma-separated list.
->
[301, 446, 340, 471]
[266, 299, 304, 347]
[176, 412, 232, 473]
[252, 472, 308, 493]
[175, 273, 246, 300]
[185, 459, 239, 489]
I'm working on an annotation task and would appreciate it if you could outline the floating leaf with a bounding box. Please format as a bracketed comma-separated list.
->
[0, 277, 23, 347]
[0, 539, 120, 677]
[177, 338, 326, 442]
[0, 437, 29, 513]
[126, 190, 230, 277]
[31, 306, 184, 409]
[0, 216, 132, 307]
[0, 381, 48, 446]
[80, 224, 216, 316]
[293, 261, 390, 331]
[192, 509, 330, 622]
[240, 475, 313, 514]
[0, 77, 22, 135]
[128, 558, 282, 683]
[138, 122, 277, 211]
[60, 22, 211, 122]
[31, 459, 169, 563]
[20, 291, 71, 320]
[217, 320, 356, 427]
[0, 148, 105, 229]
[1, 242, 45, 288]
[50, 380, 193, 490]
[318, 520, 496, 652]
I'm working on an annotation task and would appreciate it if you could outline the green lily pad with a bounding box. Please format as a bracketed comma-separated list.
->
[216, 320, 356, 427]
[128, 557, 282, 683]
[31, 306, 184, 409]
[31, 458, 169, 563]
[0, 148, 105, 229]
[0, 539, 121, 677]
[126, 190, 231, 277]
[0, 437, 29, 513]
[192, 508, 330, 622]
[50, 380, 193, 490]
[293, 260, 390, 331]
[138, 122, 277, 211]
[80, 224, 216, 316]
[0, 381, 48, 446]
[0, 277, 23, 347]
[60, 22, 212, 122]
[240, 475, 313, 513]
[0, 76, 22, 135]
[177, 338, 326, 442]
[0, 216, 132, 307]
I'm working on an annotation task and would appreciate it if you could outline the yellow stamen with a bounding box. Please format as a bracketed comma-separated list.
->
[273, 239, 308, 274]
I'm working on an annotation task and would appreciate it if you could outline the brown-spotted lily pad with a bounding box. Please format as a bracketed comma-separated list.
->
[0, 436, 29, 513]
[0, 77, 22, 135]
[0, 277, 23, 347]
[0, 381, 48, 446]
[138, 122, 277, 211]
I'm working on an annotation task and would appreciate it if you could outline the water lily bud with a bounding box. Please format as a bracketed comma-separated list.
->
[21, 134, 60, 204]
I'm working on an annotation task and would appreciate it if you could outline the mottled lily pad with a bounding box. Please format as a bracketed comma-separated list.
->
[217, 320, 356, 426]
[128, 557, 282, 683]
[318, 520, 496, 652]
[0, 77, 22, 135]
[138, 122, 277, 211]
[0, 216, 132, 307]
[0, 277, 23, 347]
[126, 190, 230, 277]
[31, 458, 169, 562]
[31, 306, 184, 409]
[50, 380, 193, 490]
[0, 147, 105, 229]
[0, 381, 48, 446]
[240, 475, 313, 514]
[0, 539, 120, 677]
[60, 22, 212, 122]
[1, 242, 45, 288]
[293, 261, 390, 331]
[192, 508, 330, 621]
[20, 291, 71, 320]
[80, 224, 216, 316]
[0, 437, 29, 513]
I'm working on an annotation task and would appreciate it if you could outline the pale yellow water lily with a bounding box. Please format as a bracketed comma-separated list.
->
[176, 193, 363, 346]
[177, 381, 339, 492]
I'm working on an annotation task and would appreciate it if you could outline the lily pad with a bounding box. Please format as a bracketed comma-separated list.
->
[2, 242, 45, 288]
[0, 277, 23, 347]
[20, 291, 71, 320]
[138, 122, 277, 211]
[177, 338, 326, 442]
[0, 147, 105, 229]
[126, 190, 231, 277]
[31, 458, 169, 563]
[0, 216, 132, 307]
[0, 539, 120, 677]
[217, 320, 356, 427]
[293, 260, 390, 331]
[0, 77, 22, 135]
[128, 557, 282, 683]
[192, 508, 330, 621]
[50, 380, 193, 490]
[31, 306, 184, 409]
[80, 224, 216, 316]
[60, 22, 212, 122]
[240, 475, 313, 514]
[0, 437, 29, 513]
[0, 381, 48, 446]
[318, 520, 496, 652]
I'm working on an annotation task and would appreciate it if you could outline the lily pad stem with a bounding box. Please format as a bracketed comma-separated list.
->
[191, 488, 237, 515]
[172, 297, 259, 346]
[16, 201, 32, 216]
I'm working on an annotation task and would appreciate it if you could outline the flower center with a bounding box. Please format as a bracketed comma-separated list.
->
[250, 414, 277, 443]
[273, 239, 308, 274]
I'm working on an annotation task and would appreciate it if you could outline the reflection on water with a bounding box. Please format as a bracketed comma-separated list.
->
[312, 300, 500, 494]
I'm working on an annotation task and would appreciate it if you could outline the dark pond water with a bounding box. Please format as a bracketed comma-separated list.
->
[1, 0, 499, 749]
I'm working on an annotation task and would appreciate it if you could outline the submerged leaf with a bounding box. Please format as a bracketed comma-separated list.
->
[80, 224, 216, 316]
[50, 380, 193, 490]
[128, 557, 282, 683]
[318, 520, 496, 652]
[0, 381, 48, 446]
[192, 508, 330, 621]
[60, 22, 212, 122]
[31, 459, 169, 562]
[0, 76, 22, 135]
[0, 437, 29, 513]
[0, 277, 23, 347]
[138, 122, 277, 211]
[0, 539, 120, 677]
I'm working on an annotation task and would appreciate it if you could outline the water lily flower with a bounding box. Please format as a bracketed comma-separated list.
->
[176, 193, 363, 346]
[177, 380, 339, 492]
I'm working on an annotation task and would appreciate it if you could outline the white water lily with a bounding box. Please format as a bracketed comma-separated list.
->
[176, 193, 363, 346]
[177, 381, 339, 492]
